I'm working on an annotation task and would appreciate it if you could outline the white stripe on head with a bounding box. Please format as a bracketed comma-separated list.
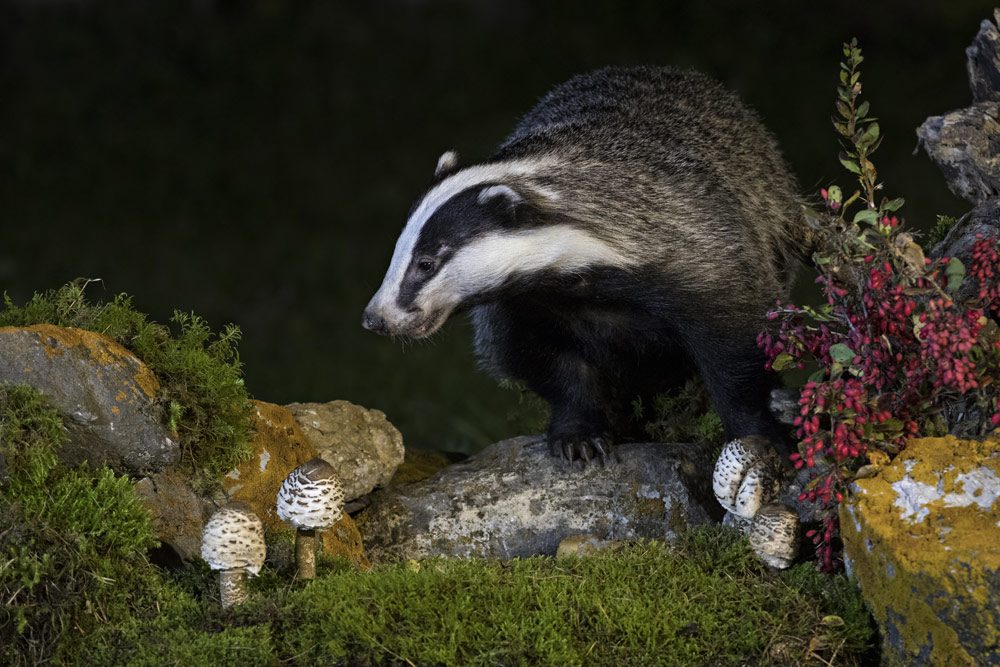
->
[370, 159, 554, 310]
[421, 225, 634, 304]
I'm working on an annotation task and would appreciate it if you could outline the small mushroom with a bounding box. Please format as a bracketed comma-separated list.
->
[201, 502, 266, 607]
[276, 457, 345, 580]
[712, 436, 783, 519]
[748, 503, 801, 569]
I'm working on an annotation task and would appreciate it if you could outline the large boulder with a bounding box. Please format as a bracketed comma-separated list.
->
[0, 325, 178, 474]
[286, 400, 404, 502]
[356, 436, 719, 562]
[840, 436, 999, 665]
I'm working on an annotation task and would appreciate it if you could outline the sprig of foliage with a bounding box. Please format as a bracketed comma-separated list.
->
[640, 377, 725, 450]
[759, 40, 1000, 570]
[0, 280, 254, 481]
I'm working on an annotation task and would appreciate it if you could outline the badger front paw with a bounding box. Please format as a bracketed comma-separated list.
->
[547, 433, 614, 466]
[712, 436, 783, 519]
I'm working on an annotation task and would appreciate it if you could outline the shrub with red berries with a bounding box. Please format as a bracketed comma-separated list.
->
[758, 40, 1000, 571]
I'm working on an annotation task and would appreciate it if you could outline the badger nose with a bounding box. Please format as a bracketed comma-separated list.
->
[362, 308, 389, 335]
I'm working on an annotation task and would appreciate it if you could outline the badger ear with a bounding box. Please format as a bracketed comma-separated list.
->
[477, 184, 524, 208]
[434, 150, 460, 179]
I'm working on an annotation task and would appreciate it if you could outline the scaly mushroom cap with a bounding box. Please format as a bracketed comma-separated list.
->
[748, 503, 801, 569]
[201, 502, 266, 575]
[276, 457, 345, 530]
[712, 436, 782, 519]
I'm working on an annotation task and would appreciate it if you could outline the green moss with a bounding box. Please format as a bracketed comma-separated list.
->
[0, 279, 254, 479]
[78, 527, 874, 666]
[0, 384, 161, 666]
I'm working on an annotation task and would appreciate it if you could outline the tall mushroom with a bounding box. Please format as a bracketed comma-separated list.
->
[276, 457, 345, 580]
[201, 502, 266, 607]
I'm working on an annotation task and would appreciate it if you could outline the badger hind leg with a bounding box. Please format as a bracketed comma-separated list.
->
[682, 322, 792, 460]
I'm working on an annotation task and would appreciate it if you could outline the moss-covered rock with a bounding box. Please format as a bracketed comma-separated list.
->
[0, 324, 179, 473]
[0, 384, 161, 665]
[840, 435, 999, 665]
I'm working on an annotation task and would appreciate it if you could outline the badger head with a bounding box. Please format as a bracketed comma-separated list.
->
[362, 152, 627, 338]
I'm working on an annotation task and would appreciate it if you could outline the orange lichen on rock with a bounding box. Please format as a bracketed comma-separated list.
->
[222, 400, 368, 570]
[0, 324, 160, 399]
[840, 435, 999, 665]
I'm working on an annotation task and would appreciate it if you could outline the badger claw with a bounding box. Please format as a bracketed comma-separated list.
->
[548, 434, 614, 466]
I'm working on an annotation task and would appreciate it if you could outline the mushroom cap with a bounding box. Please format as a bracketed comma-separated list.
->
[276, 457, 345, 530]
[748, 503, 801, 569]
[201, 502, 266, 575]
[712, 436, 782, 519]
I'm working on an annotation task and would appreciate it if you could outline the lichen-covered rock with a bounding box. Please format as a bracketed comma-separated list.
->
[967, 9, 1000, 103]
[840, 436, 999, 665]
[356, 436, 718, 562]
[222, 401, 368, 569]
[136, 400, 368, 569]
[918, 10, 1000, 204]
[0, 324, 178, 473]
[916, 104, 1000, 204]
[286, 400, 404, 501]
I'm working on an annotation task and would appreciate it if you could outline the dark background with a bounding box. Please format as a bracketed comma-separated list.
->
[0, 0, 989, 453]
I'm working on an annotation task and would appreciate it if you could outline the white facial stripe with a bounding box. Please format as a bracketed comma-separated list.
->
[430, 225, 633, 300]
[371, 159, 553, 311]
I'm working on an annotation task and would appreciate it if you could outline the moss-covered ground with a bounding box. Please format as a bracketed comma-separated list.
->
[1, 320, 875, 665]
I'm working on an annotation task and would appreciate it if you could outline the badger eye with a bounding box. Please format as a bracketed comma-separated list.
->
[416, 257, 436, 274]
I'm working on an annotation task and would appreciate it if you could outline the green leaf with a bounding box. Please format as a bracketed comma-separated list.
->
[839, 154, 861, 174]
[856, 100, 870, 118]
[772, 353, 795, 371]
[945, 257, 966, 292]
[882, 197, 905, 212]
[829, 343, 855, 363]
[855, 122, 880, 150]
[853, 209, 879, 225]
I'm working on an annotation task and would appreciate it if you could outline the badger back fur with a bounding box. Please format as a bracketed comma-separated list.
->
[364, 66, 803, 462]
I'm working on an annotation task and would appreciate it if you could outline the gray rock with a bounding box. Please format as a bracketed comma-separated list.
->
[134, 468, 217, 562]
[286, 400, 404, 501]
[967, 10, 1000, 103]
[916, 103, 1000, 204]
[931, 197, 1000, 276]
[0, 325, 178, 474]
[356, 436, 719, 562]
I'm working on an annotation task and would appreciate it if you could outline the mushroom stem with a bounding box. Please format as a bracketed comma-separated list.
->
[218, 568, 248, 607]
[296, 528, 317, 580]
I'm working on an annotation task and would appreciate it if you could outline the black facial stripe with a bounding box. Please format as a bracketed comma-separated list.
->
[395, 184, 529, 310]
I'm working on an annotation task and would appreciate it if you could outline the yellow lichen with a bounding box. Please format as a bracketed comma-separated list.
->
[841, 436, 999, 665]
[222, 400, 369, 570]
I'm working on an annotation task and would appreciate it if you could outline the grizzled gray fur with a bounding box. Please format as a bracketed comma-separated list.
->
[364, 66, 804, 464]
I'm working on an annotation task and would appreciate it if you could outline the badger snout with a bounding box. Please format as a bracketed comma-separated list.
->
[361, 307, 389, 335]
[362, 299, 448, 339]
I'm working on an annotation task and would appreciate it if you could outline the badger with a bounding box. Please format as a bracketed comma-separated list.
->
[363, 66, 802, 464]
